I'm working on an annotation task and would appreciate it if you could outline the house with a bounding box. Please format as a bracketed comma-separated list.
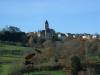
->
[57, 32, 66, 40]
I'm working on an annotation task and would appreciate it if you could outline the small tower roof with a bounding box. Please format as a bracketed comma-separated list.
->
[45, 20, 49, 29]
[45, 20, 49, 25]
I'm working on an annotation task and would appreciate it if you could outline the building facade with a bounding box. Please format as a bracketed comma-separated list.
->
[37, 20, 56, 40]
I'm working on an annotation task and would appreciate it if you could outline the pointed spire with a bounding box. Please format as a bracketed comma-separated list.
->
[45, 20, 49, 29]
[45, 20, 49, 25]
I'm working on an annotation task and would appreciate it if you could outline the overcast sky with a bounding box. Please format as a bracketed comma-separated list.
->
[0, 0, 100, 34]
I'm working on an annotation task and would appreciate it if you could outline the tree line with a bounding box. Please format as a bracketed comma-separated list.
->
[0, 26, 27, 45]
[0, 26, 58, 46]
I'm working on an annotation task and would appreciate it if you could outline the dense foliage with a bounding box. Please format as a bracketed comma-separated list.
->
[0, 26, 26, 45]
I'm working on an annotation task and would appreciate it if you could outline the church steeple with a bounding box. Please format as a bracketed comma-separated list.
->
[45, 20, 49, 30]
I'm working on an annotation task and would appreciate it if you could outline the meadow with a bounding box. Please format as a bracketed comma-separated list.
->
[0, 43, 65, 75]
[0, 41, 100, 75]
[23, 70, 65, 75]
[0, 42, 33, 75]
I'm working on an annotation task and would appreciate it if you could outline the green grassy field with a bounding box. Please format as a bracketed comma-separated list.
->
[0, 43, 34, 75]
[0, 42, 100, 75]
[0, 43, 66, 75]
[23, 70, 65, 75]
[0, 44, 32, 51]
[0, 64, 13, 75]
[0, 56, 21, 75]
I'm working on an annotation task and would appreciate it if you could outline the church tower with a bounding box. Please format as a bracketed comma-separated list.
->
[45, 20, 49, 30]
[45, 20, 49, 39]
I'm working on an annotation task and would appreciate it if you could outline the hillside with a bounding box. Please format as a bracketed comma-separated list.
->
[0, 42, 34, 75]
[0, 38, 100, 75]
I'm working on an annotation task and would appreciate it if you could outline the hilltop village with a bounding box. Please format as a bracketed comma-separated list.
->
[27, 20, 100, 40]
[27, 20, 100, 47]
[0, 20, 100, 47]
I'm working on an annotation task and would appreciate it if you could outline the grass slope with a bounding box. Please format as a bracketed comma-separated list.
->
[0, 43, 33, 75]
[23, 70, 65, 75]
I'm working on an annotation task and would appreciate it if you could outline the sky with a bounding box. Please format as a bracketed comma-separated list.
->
[0, 0, 100, 34]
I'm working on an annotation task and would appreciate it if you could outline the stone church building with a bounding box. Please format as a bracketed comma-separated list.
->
[37, 20, 56, 40]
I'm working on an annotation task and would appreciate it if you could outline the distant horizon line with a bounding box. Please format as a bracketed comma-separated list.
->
[0, 25, 99, 34]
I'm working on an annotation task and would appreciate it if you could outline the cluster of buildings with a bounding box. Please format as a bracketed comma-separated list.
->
[27, 20, 100, 41]
[37, 20, 56, 40]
